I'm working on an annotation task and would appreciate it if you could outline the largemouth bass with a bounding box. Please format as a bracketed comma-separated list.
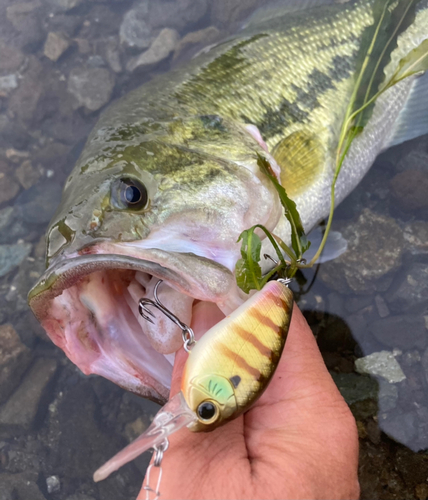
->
[28, 0, 428, 404]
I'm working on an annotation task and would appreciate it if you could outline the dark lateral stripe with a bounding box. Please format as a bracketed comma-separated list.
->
[219, 343, 262, 380]
[235, 325, 272, 358]
[279, 297, 291, 314]
[250, 310, 279, 333]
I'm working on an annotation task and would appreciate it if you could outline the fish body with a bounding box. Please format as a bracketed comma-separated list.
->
[93, 280, 294, 481]
[28, 0, 428, 403]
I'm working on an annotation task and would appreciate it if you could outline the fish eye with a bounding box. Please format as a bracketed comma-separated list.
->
[197, 401, 219, 422]
[111, 178, 148, 211]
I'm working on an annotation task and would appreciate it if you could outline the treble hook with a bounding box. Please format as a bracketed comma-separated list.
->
[138, 280, 196, 352]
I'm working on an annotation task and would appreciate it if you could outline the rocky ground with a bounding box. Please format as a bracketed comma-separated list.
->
[0, 0, 427, 498]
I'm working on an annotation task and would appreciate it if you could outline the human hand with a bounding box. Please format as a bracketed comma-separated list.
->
[137, 304, 359, 500]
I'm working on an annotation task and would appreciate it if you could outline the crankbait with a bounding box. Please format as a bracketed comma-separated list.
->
[94, 279, 293, 483]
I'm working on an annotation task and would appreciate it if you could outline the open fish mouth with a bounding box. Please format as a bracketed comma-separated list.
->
[28, 245, 242, 404]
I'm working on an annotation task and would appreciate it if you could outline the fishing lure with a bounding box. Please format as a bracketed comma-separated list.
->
[93, 279, 294, 483]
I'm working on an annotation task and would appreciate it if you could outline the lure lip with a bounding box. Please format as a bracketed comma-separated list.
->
[93, 391, 196, 482]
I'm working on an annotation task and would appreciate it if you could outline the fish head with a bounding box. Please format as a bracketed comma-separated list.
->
[28, 114, 283, 404]
[184, 374, 238, 432]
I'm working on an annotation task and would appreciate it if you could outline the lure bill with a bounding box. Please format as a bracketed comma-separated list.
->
[93, 280, 293, 482]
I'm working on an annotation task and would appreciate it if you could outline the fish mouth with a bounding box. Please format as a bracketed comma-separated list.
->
[29, 246, 242, 404]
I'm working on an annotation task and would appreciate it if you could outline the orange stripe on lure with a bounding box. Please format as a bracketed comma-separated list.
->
[94, 280, 293, 481]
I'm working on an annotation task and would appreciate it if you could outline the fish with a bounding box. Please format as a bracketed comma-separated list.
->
[28, 0, 428, 405]
[93, 279, 294, 482]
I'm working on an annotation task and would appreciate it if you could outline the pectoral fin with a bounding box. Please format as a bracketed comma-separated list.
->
[271, 131, 325, 198]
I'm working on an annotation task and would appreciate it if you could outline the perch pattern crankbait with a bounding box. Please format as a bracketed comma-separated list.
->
[94, 279, 293, 482]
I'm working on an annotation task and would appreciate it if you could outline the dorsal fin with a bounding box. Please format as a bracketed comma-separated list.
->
[271, 131, 325, 198]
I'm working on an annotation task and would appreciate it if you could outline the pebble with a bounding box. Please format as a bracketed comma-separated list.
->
[0, 325, 32, 405]
[46, 0, 84, 11]
[355, 350, 406, 383]
[6, 1, 44, 49]
[319, 209, 404, 293]
[0, 161, 20, 205]
[0, 472, 46, 500]
[374, 294, 390, 318]
[44, 32, 70, 62]
[391, 169, 428, 211]
[385, 262, 428, 313]
[0, 358, 57, 431]
[0, 75, 18, 96]
[369, 315, 427, 350]
[0, 43, 25, 72]
[211, 0, 258, 24]
[378, 379, 399, 412]
[0, 207, 28, 245]
[380, 411, 418, 449]
[46, 475, 60, 493]
[421, 347, 428, 385]
[15, 160, 42, 190]
[119, 3, 153, 50]
[127, 28, 179, 72]
[404, 221, 428, 255]
[148, 0, 208, 32]
[0, 243, 32, 278]
[67, 66, 115, 111]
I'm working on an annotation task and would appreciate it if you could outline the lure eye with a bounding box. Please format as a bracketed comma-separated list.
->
[111, 178, 148, 211]
[197, 401, 219, 422]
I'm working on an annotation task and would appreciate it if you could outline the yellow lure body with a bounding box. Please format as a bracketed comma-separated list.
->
[182, 280, 294, 432]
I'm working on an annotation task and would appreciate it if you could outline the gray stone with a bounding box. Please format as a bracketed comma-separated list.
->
[319, 209, 404, 294]
[44, 32, 70, 62]
[374, 294, 390, 318]
[0, 43, 25, 72]
[422, 347, 428, 385]
[0, 160, 20, 205]
[355, 350, 406, 383]
[0, 358, 57, 431]
[46, 0, 84, 11]
[119, 3, 153, 50]
[391, 169, 428, 211]
[127, 28, 179, 72]
[173, 26, 221, 63]
[385, 262, 428, 313]
[0, 243, 32, 278]
[403, 221, 428, 256]
[67, 66, 115, 111]
[15, 160, 42, 190]
[0, 206, 27, 244]
[0, 75, 18, 95]
[211, 0, 258, 24]
[14, 180, 62, 225]
[0, 324, 32, 405]
[330, 372, 378, 405]
[369, 315, 427, 350]
[6, 2, 44, 48]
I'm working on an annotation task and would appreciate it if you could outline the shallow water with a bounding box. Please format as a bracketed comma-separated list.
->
[0, 0, 427, 499]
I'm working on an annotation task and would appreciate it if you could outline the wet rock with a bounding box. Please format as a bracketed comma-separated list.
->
[0, 358, 57, 431]
[119, 3, 153, 50]
[0, 75, 18, 96]
[0, 472, 46, 500]
[0, 161, 20, 205]
[173, 26, 221, 62]
[46, 475, 60, 493]
[14, 180, 62, 225]
[404, 221, 428, 255]
[422, 347, 428, 385]
[104, 38, 122, 73]
[148, 0, 208, 32]
[211, 0, 259, 25]
[67, 66, 115, 111]
[329, 372, 378, 405]
[319, 209, 404, 294]
[44, 32, 70, 62]
[369, 315, 427, 350]
[0, 243, 32, 278]
[46, 0, 84, 11]
[366, 419, 381, 445]
[8, 57, 44, 125]
[6, 1, 44, 49]
[0, 325, 32, 405]
[127, 28, 179, 72]
[0, 207, 28, 244]
[355, 350, 406, 383]
[385, 262, 428, 313]
[391, 169, 428, 211]
[15, 160, 42, 190]
[401, 350, 421, 367]
[0, 42, 25, 72]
